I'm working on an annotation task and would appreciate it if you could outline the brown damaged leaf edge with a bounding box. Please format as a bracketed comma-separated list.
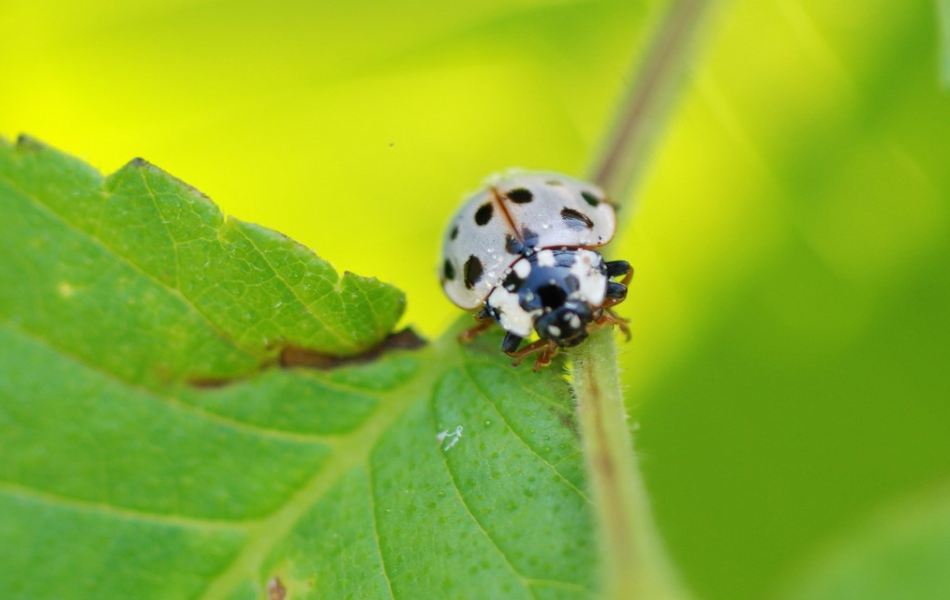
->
[278, 327, 426, 369]
[15, 133, 47, 151]
[188, 328, 427, 388]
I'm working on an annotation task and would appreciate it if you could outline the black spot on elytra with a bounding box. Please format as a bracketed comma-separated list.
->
[463, 255, 483, 289]
[581, 191, 601, 207]
[443, 259, 456, 281]
[449, 225, 459, 240]
[561, 207, 594, 229]
[507, 188, 533, 203]
[474, 202, 493, 226]
[502, 269, 522, 291]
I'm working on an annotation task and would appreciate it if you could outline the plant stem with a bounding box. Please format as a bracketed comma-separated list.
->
[571, 0, 716, 598]
[591, 0, 714, 214]
[573, 329, 682, 599]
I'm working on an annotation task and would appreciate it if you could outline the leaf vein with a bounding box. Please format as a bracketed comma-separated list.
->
[365, 462, 397, 599]
[0, 171, 261, 362]
[461, 364, 591, 503]
[0, 480, 248, 531]
[428, 390, 537, 600]
[0, 320, 333, 446]
[235, 225, 360, 353]
[137, 167, 182, 290]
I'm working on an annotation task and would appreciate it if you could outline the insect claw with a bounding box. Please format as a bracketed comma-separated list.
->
[531, 345, 559, 371]
[593, 309, 631, 340]
[618, 322, 632, 341]
[459, 313, 494, 344]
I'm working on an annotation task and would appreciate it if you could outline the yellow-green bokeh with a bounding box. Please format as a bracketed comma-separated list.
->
[0, 0, 658, 336]
[3, 1, 948, 599]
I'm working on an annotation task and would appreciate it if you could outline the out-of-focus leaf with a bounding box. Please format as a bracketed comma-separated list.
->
[940, 0, 950, 88]
[622, 2, 950, 599]
[0, 140, 595, 599]
[0, 0, 655, 336]
[778, 489, 950, 600]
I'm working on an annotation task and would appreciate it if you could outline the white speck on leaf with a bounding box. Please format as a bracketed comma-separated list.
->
[436, 425, 463, 452]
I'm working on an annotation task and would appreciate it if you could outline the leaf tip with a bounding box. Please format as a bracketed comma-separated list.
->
[340, 269, 408, 310]
[116, 156, 213, 202]
[127, 156, 151, 168]
[15, 134, 47, 152]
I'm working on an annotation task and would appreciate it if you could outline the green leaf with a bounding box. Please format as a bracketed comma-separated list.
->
[0, 139, 595, 599]
[625, 2, 950, 598]
[1, 136, 405, 379]
[941, 0, 950, 89]
[778, 489, 950, 600]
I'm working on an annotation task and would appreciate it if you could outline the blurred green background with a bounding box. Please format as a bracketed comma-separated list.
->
[2, 0, 948, 598]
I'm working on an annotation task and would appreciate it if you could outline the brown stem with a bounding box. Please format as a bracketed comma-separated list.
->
[590, 0, 714, 206]
[574, 329, 682, 599]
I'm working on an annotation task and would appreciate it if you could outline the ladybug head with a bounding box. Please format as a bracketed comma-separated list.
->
[534, 300, 593, 347]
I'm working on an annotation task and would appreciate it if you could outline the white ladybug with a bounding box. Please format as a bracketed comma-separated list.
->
[440, 171, 632, 369]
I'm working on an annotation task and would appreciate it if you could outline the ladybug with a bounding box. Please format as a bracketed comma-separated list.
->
[440, 171, 632, 369]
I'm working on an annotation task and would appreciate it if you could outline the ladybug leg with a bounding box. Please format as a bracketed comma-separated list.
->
[605, 260, 633, 286]
[501, 332, 523, 354]
[508, 338, 556, 367]
[458, 309, 494, 344]
[594, 309, 631, 341]
[533, 344, 560, 372]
